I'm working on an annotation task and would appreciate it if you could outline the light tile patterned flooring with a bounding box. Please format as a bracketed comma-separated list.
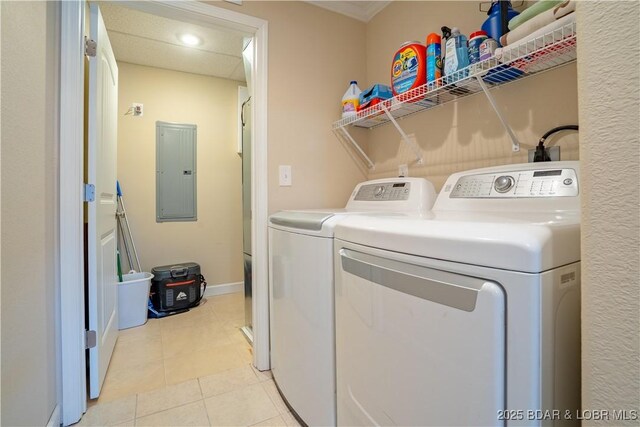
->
[78, 292, 300, 426]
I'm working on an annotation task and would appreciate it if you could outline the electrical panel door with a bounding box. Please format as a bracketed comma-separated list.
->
[156, 121, 197, 222]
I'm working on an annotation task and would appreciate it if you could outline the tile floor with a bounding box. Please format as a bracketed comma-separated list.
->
[78, 292, 300, 426]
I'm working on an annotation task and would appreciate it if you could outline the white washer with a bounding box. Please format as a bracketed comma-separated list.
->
[334, 162, 581, 427]
[268, 178, 437, 427]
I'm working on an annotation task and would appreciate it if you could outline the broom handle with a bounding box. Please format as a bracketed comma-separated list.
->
[119, 195, 142, 272]
[117, 209, 134, 270]
[116, 181, 142, 272]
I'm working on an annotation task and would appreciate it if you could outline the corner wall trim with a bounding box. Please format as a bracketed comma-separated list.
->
[204, 281, 243, 297]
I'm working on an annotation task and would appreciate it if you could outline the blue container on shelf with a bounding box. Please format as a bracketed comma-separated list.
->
[481, 2, 522, 83]
[359, 84, 393, 110]
[483, 65, 524, 84]
[482, 1, 519, 47]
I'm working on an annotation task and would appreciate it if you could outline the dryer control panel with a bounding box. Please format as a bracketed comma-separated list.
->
[354, 182, 411, 201]
[346, 177, 437, 213]
[449, 168, 579, 199]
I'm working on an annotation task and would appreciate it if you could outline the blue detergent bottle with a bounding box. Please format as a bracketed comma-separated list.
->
[443, 28, 470, 83]
[482, 1, 520, 46]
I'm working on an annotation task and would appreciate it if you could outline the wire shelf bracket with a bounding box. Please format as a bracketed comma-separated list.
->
[475, 75, 520, 152]
[380, 104, 425, 165]
[334, 126, 375, 170]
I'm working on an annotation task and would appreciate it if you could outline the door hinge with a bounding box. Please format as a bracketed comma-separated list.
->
[85, 36, 97, 57]
[85, 330, 97, 349]
[84, 183, 95, 202]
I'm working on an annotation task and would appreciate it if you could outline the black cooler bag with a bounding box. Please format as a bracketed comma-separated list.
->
[150, 262, 206, 312]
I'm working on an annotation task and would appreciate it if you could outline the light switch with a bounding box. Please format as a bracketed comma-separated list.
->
[279, 165, 292, 186]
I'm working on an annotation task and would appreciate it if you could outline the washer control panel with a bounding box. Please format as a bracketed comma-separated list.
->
[354, 182, 411, 201]
[450, 168, 578, 198]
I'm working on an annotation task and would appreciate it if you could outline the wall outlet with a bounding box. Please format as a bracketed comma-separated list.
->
[279, 165, 292, 186]
[398, 164, 409, 177]
[132, 103, 143, 117]
[528, 146, 560, 162]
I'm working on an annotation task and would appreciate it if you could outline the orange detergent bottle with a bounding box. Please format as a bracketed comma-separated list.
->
[391, 41, 427, 101]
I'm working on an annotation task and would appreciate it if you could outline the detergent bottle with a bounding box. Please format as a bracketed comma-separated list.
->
[391, 41, 427, 101]
[443, 28, 470, 83]
[341, 81, 362, 118]
[482, 1, 520, 46]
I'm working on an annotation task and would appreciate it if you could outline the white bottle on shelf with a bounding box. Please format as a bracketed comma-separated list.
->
[341, 81, 362, 118]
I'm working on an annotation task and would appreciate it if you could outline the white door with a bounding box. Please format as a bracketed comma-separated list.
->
[87, 3, 119, 399]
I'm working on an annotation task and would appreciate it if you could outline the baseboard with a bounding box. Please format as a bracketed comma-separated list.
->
[47, 405, 61, 427]
[241, 326, 254, 343]
[204, 281, 243, 297]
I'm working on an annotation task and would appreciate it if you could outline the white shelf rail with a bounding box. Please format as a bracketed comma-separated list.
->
[332, 21, 577, 168]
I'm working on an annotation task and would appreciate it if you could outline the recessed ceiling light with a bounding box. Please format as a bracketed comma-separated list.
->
[179, 33, 201, 46]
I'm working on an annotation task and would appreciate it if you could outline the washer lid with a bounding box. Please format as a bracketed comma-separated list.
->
[269, 211, 337, 231]
[334, 212, 580, 273]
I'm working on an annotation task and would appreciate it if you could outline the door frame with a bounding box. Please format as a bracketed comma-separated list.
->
[59, 1, 269, 424]
[59, 1, 87, 424]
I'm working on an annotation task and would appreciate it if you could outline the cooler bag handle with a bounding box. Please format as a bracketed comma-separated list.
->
[170, 265, 189, 278]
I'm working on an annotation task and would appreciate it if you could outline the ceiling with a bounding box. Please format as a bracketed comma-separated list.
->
[99, 2, 248, 82]
[304, 1, 391, 22]
[98, 1, 391, 81]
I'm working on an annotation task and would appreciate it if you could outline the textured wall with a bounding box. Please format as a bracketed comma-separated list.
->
[0, 1, 59, 425]
[577, 1, 640, 422]
[364, 1, 579, 190]
[117, 62, 244, 285]
[211, 1, 369, 213]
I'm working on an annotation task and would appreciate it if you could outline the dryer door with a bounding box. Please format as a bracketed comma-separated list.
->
[335, 243, 506, 427]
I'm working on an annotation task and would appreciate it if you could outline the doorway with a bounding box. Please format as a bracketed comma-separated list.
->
[59, 2, 269, 425]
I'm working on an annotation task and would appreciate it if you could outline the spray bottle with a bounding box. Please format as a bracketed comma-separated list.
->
[426, 33, 442, 87]
[443, 27, 470, 83]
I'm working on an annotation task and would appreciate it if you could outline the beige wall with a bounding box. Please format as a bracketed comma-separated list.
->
[211, 1, 369, 212]
[364, 1, 579, 190]
[117, 62, 244, 286]
[577, 1, 640, 422]
[0, 1, 59, 425]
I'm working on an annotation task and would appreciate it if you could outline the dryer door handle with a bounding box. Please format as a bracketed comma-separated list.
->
[339, 248, 489, 312]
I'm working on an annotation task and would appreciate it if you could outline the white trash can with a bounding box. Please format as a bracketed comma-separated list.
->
[118, 272, 154, 330]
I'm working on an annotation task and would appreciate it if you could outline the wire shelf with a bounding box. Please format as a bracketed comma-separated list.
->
[332, 22, 577, 130]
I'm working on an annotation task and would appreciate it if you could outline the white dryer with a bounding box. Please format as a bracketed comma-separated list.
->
[334, 162, 581, 427]
[269, 178, 437, 426]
